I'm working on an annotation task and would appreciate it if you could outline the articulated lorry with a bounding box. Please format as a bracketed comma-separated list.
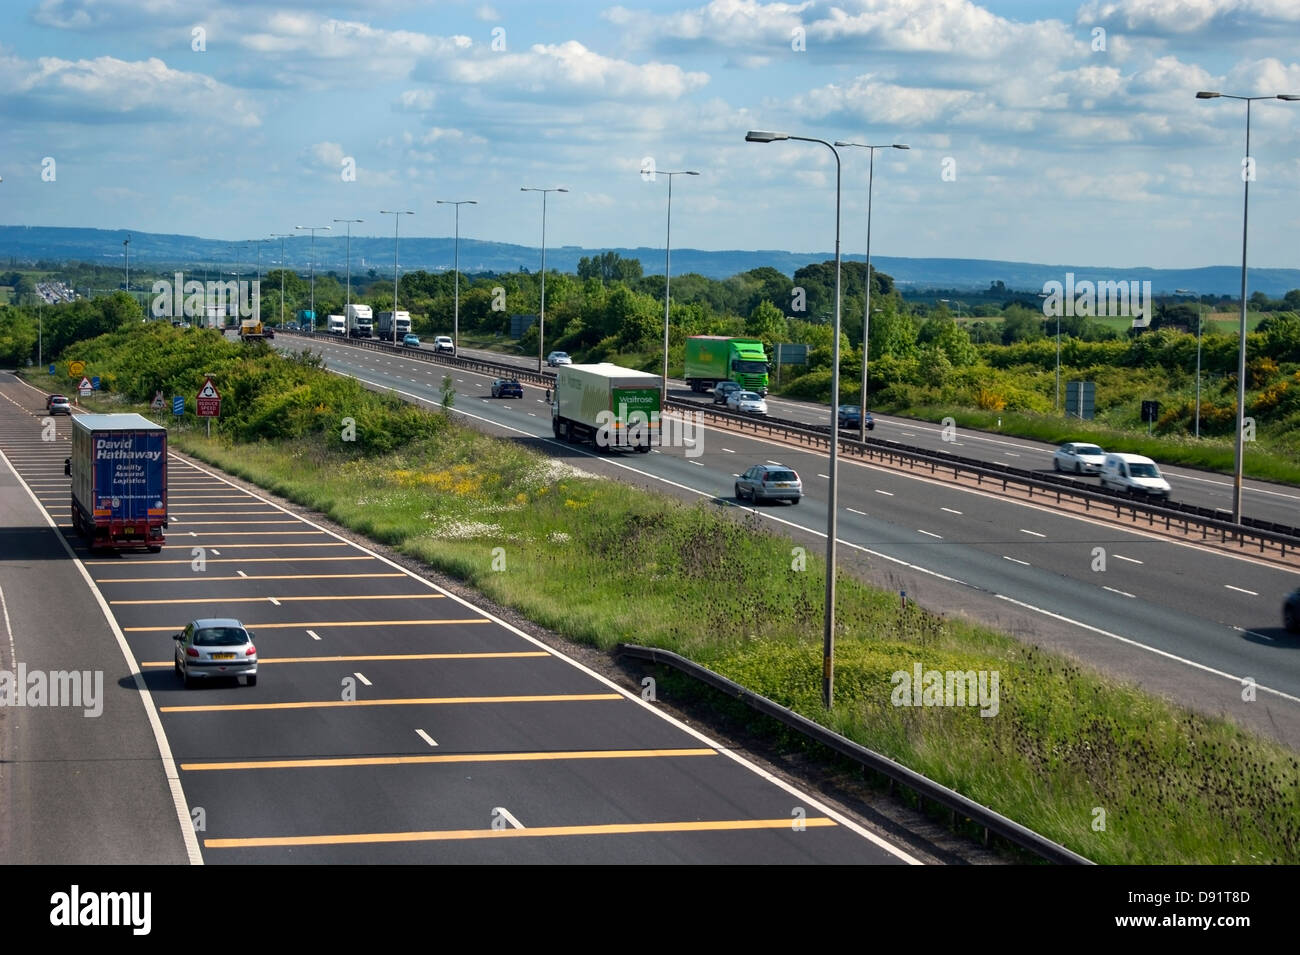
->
[296, 308, 316, 332]
[550, 363, 661, 452]
[346, 304, 373, 338]
[377, 310, 411, 341]
[683, 335, 770, 395]
[327, 314, 346, 335]
[64, 414, 167, 552]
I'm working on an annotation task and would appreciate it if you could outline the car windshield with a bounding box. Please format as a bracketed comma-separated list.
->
[1129, 463, 1161, 478]
[765, 471, 797, 482]
[839, 406, 858, 415]
[738, 392, 759, 401]
[195, 627, 249, 646]
[734, 360, 768, 373]
[1076, 445, 1104, 456]
[504, 380, 519, 386]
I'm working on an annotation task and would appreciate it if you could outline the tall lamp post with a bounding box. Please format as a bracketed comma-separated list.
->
[521, 187, 567, 371]
[436, 200, 477, 352]
[1196, 90, 1300, 522]
[1176, 288, 1205, 437]
[648, 170, 699, 391]
[334, 218, 364, 331]
[379, 210, 414, 344]
[747, 130, 843, 709]
[271, 234, 293, 328]
[295, 225, 331, 331]
[123, 234, 131, 297]
[836, 141, 908, 441]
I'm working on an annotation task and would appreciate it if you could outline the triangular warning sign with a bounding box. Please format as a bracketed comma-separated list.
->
[197, 378, 220, 399]
[79, 377, 92, 389]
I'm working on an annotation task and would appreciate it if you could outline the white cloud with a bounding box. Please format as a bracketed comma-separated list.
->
[1077, 0, 1300, 34]
[395, 88, 436, 112]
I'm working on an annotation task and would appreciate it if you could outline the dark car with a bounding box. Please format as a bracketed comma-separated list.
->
[491, 378, 523, 399]
[1285, 588, 1300, 633]
[837, 405, 874, 431]
[713, 381, 743, 405]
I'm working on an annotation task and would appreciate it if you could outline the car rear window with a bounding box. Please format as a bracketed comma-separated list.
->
[766, 470, 797, 481]
[195, 628, 249, 646]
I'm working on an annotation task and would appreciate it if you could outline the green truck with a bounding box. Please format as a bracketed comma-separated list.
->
[551, 363, 662, 452]
[683, 336, 770, 395]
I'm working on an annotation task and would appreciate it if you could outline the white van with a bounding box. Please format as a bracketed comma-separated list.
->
[1099, 453, 1171, 499]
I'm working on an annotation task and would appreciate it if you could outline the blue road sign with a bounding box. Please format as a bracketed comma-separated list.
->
[48, 364, 55, 375]
[172, 396, 185, 416]
[91, 376, 101, 390]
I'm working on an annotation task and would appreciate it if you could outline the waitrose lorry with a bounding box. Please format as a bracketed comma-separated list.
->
[551, 363, 661, 452]
[64, 414, 167, 552]
[683, 336, 770, 395]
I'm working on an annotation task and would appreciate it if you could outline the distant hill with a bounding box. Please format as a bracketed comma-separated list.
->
[2, 224, 1298, 296]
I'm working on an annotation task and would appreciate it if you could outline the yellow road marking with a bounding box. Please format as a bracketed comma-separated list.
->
[113, 593, 444, 605]
[127, 618, 488, 632]
[143, 651, 549, 667]
[204, 817, 836, 848]
[168, 520, 302, 526]
[171, 531, 325, 536]
[162, 693, 621, 713]
[183, 747, 714, 771]
[88, 555, 369, 565]
[98, 573, 405, 583]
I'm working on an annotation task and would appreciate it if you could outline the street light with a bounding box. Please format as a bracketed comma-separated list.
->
[1196, 90, 1300, 522]
[334, 218, 364, 330]
[835, 141, 909, 442]
[379, 211, 414, 344]
[123, 234, 131, 295]
[747, 129, 843, 710]
[295, 225, 331, 331]
[1176, 288, 1205, 437]
[271, 234, 293, 328]
[521, 187, 567, 371]
[645, 170, 699, 392]
[436, 200, 477, 352]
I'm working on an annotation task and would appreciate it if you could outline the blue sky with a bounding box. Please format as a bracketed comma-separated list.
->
[3, 0, 1300, 270]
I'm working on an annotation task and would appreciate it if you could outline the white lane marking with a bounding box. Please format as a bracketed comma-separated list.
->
[493, 807, 525, 830]
[766, 460, 782, 465]
[211, 549, 220, 555]
[1225, 584, 1259, 596]
[0, 585, 17, 674]
[267, 596, 281, 606]
[1005, 452, 1020, 457]
[415, 729, 438, 747]
[1233, 626, 1273, 641]
[1114, 555, 1143, 564]
[994, 461, 1010, 466]
[722, 448, 734, 453]
[691, 460, 704, 466]
[353, 672, 372, 686]
[237, 570, 247, 577]
[875, 489, 894, 496]
[1003, 556, 1030, 566]
[817, 473, 829, 479]
[307, 629, 321, 641]
[918, 529, 942, 539]
[940, 507, 963, 515]
[901, 432, 916, 437]
[1019, 528, 1046, 538]
[1103, 586, 1135, 598]
[847, 508, 866, 516]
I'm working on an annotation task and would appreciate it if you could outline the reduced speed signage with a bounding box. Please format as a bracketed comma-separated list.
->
[196, 377, 221, 417]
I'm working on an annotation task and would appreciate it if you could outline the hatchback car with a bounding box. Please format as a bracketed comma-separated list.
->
[838, 405, 874, 431]
[1054, 442, 1107, 474]
[491, 378, 524, 398]
[735, 464, 802, 504]
[546, 351, 572, 366]
[433, 335, 454, 354]
[1284, 588, 1300, 633]
[713, 380, 743, 405]
[403, 333, 422, 347]
[47, 395, 71, 415]
[174, 617, 258, 687]
[726, 390, 768, 415]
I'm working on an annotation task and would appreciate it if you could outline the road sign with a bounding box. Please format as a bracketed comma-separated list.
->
[196, 377, 221, 417]
[68, 360, 85, 377]
[78, 376, 92, 397]
[91, 376, 101, 390]
[775, 344, 809, 366]
[172, 396, 185, 416]
[151, 391, 165, 411]
[1066, 381, 1096, 420]
[1141, 400, 1160, 423]
[48, 364, 55, 375]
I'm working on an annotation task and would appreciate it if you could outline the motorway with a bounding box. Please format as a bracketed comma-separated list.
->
[282, 334, 1300, 748]
[441, 339, 1300, 527]
[0, 371, 921, 864]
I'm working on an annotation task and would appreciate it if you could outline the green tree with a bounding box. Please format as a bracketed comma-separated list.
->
[746, 299, 788, 346]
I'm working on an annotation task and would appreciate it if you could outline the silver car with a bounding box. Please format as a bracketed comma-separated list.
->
[1053, 442, 1106, 474]
[174, 617, 258, 687]
[546, 351, 572, 367]
[727, 390, 768, 415]
[735, 464, 802, 504]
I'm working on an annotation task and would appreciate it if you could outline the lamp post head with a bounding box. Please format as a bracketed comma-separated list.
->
[1278, 94, 1300, 101]
[1195, 91, 1221, 99]
[746, 130, 787, 143]
[892, 144, 911, 150]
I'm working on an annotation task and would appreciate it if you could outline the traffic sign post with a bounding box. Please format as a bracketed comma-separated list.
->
[151, 390, 165, 411]
[77, 376, 92, 404]
[91, 376, 101, 391]
[48, 364, 55, 376]
[68, 360, 85, 378]
[172, 396, 185, 416]
[196, 377, 221, 437]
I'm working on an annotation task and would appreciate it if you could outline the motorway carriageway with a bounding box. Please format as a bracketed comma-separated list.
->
[285, 337, 1300, 748]
[449, 341, 1300, 527]
[0, 372, 918, 864]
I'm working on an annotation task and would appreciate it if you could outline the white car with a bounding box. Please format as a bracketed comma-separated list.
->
[433, 336, 455, 354]
[546, 351, 572, 367]
[726, 390, 768, 415]
[1053, 442, 1107, 474]
[1099, 452, 1171, 499]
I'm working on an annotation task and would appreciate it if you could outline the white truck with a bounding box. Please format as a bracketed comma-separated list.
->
[346, 304, 373, 338]
[550, 363, 662, 453]
[327, 315, 346, 335]
[377, 310, 411, 341]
